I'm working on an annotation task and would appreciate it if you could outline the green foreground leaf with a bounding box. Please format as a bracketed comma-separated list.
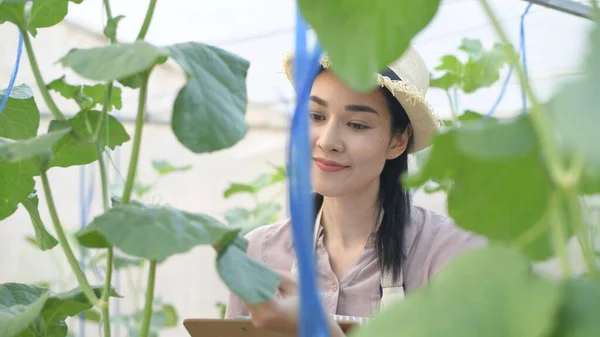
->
[76, 203, 241, 262]
[351, 245, 562, 337]
[551, 278, 600, 337]
[0, 284, 119, 337]
[166, 42, 250, 153]
[546, 22, 600, 194]
[0, 128, 71, 163]
[0, 283, 50, 337]
[298, 0, 441, 90]
[404, 115, 564, 260]
[216, 243, 280, 305]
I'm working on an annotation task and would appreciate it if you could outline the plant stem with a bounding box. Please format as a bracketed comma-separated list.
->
[565, 187, 597, 276]
[20, 30, 66, 120]
[122, 73, 149, 203]
[550, 192, 571, 278]
[137, 0, 158, 41]
[139, 260, 157, 337]
[41, 171, 104, 308]
[101, 248, 114, 337]
[103, 0, 115, 40]
[93, 83, 114, 142]
[446, 90, 458, 121]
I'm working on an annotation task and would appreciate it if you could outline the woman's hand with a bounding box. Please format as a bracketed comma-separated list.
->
[247, 271, 345, 337]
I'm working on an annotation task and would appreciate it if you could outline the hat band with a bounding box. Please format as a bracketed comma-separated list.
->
[379, 68, 401, 81]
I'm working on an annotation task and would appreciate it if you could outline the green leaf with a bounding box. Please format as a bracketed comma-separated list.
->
[0, 128, 71, 163]
[151, 160, 192, 176]
[0, 159, 38, 220]
[21, 192, 58, 251]
[216, 243, 280, 305]
[0, 0, 27, 29]
[60, 42, 167, 82]
[430, 55, 464, 90]
[551, 278, 600, 337]
[28, 0, 70, 33]
[351, 245, 562, 337]
[161, 304, 178, 327]
[104, 15, 124, 41]
[89, 251, 145, 270]
[47, 110, 130, 168]
[462, 42, 513, 93]
[404, 115, 562, 260]
[166, 42, 249, 153]
[0, 84, 40, 140]
[47, 77, 123, 111]
[0, 283, 50, 337]
[298, 0, 441, 91]
[546, 23, 600, 194]
[41, 286, 119, 326]
[82, 84, 122, 110]
[224, 171, 285, 199]
[224, 208, 251, 227]
[76, 203, 241, 262]
[82, 309, 101, 323]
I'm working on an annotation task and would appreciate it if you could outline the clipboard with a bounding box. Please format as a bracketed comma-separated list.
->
[183, 318, 360, 337]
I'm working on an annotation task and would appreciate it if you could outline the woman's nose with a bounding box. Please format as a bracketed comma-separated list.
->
[315, 123, 344, 153]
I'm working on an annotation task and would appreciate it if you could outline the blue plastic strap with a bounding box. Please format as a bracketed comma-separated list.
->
[483, 3, 532, 120]
[0, 31, 24, 115]
[287, 7, 329, 337]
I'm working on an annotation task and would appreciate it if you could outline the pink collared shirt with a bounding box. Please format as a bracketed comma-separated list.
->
[225, 205, 484, 319]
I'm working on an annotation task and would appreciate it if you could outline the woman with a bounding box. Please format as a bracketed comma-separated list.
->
[225, 46, 484, 336]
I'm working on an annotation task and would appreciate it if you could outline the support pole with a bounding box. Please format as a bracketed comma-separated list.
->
[523, 0, 594, 20]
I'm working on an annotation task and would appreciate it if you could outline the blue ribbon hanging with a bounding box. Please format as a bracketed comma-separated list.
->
[287, 7, 329, 337]
[0, 31, 23, 115]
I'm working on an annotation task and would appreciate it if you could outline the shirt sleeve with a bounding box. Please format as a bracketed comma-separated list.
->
[427, 217, 487, 278]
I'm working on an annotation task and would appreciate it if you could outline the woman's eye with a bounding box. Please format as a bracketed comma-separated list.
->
[349, 122, 369, 130]
[310, 113, 324, 121]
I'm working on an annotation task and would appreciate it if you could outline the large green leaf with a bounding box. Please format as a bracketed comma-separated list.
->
[47, 76, 123, 111]
[404, 115, 563, 260]
[216, 242, 280, 305]
[21, 192, 58, 251]
[0, 283, 50, 337]
[47, 110, 130, 168]
[0, 84, 40, 220]
[546, 22, 600, 194]
[0, 159, 37, 220]
[551, 278, 600, 337]
[350, 245, 562, 337]
[0, 84, 40, 140]
[28, 0, 69, 33]
[0, 0, 27, 29]
[298, 0, 441, 91]
[76, 203, 241, 262]
[0, 128, 71, 163]
[1, 284, 119, 337]
[166, 42, 249, 153]
[60, 42, 167, 82]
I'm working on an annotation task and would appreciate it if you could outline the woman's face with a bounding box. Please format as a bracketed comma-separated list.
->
[309, 70, 411, 198]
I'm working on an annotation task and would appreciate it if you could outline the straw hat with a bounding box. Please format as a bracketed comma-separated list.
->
[282, 47, 441, 153]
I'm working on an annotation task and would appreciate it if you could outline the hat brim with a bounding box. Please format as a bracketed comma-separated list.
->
[282, 53, 440, 153]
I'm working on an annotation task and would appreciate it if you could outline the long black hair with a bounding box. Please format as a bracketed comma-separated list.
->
[313, 84, 413, 284]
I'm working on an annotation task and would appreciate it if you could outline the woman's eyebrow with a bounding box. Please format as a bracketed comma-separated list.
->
[310, 95, 327, 107]
[345, 104, 379, 115]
